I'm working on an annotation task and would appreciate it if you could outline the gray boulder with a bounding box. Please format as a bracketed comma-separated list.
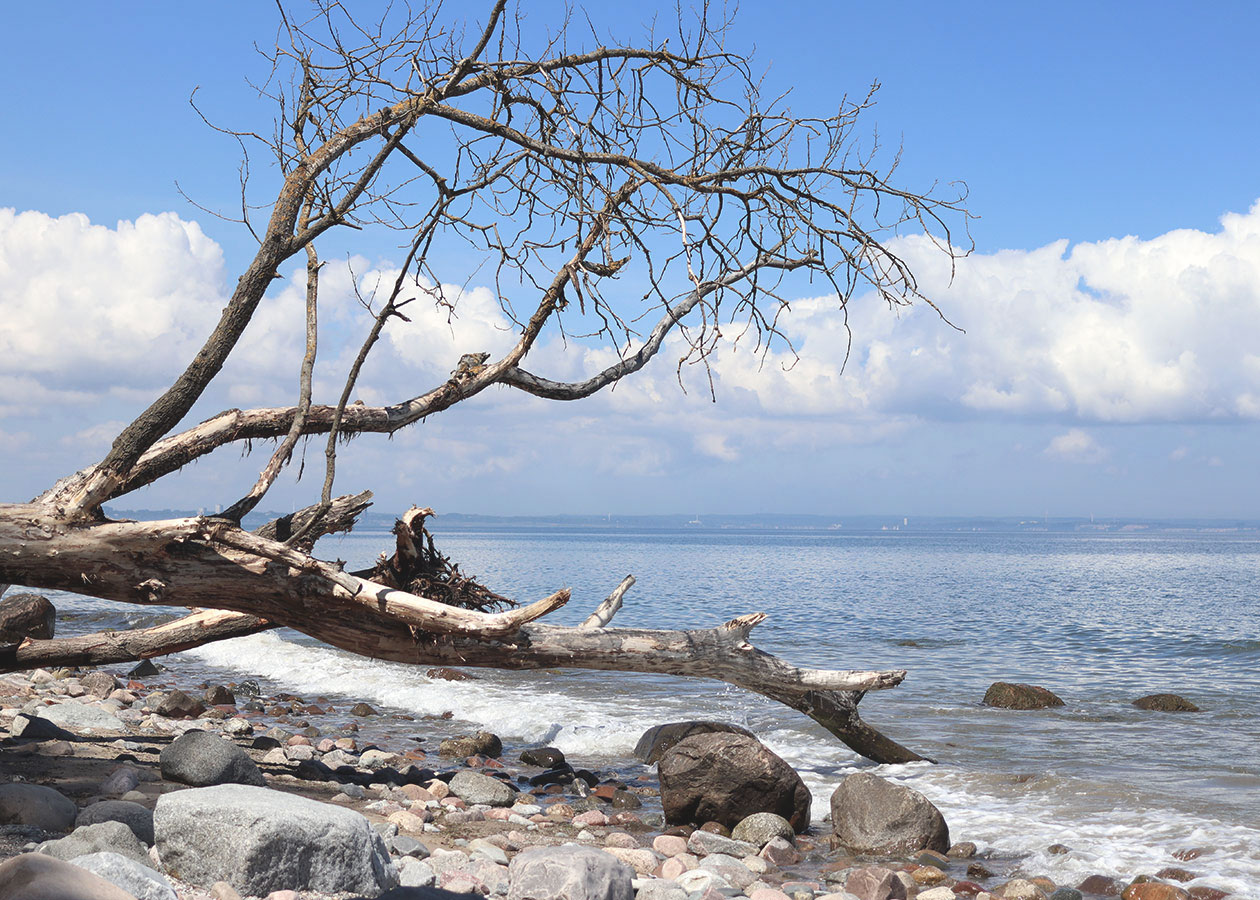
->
[0, 783, 78, 832]
[30, 700, 126, 734]
[731, 811, 795, 847]
[658, 733, 811, 832]
[159, 730, 266, 787]
[38, 820, 151, 864]
[0, 853, 140, 900]
[154, 783, 398, 895]
[448, 770, 515, 807]
[0, 593, 55, 642]
[830, 773, 949, 855]
[507, 845, 634, 900]
[76, 800, 155, 845]
[633, 721, 756, 764]
[70, 852, 175, 900]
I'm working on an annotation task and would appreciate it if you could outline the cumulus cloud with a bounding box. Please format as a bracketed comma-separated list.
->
[1044, 429, 1109, 463]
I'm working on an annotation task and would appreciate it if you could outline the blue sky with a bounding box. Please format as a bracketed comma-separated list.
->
[2, 2, 1260, 518]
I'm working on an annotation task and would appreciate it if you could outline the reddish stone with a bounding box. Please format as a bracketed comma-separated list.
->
[1186, 888, 1228, 900]
[952, 882, 984, 897]
[1078, 875, 1123, 896]
[1155, 869, 1196, 884]
[1172, 848, 1204, 862]
[1121, 884, 1189, 900]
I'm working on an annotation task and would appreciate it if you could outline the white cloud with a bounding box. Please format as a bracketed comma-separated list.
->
[1044, 429, 1109, 464]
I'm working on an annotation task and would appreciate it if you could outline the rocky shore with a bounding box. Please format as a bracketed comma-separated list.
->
[0, 660, 1232, 900]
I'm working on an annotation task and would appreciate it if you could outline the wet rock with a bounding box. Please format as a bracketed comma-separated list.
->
[76, 801, 155, 845]
[686, 829, 758, 858]
[611, 790, 642, 810]
[203, 685, 236, 706]
[1185, 889, 1228, 900]
[845, 866, 907, 900]
[0, 853, 140, 900]
[947, 841, 978, 859]
[633, 721, 757, 764]
[439, 731, 503, 758]
[128, 659, 163, 678]
[521, 747, 567, 768]
[426, 667, 474, 681]
[1002, 880, 1049, 900]
[350, 702, 379, 716]
[0, 592, 56, 642]
[1050, 889, 1084, 900]
[0, 783, 78, 832]
[154, 690, 205, 719]
[1152, 868, 1196, 883]
[732, 812, 795, 848]
[160, 730, 266, 787]
[1120, 886, 1189, 900]
[37, 820, 150, 865]
[1133, 694, 1200, 713]
[983, 682, 1065, 710]
[1077, 875, 1122, 895]
[450, 769, 516, 807]
[507, 845, 634, 900]
[659, 733, 811, 832]
[830, 773, 949, 855]
[759, 836, 800, 866]
[154, 783, 398, 894]
[70, 851, 176, 900]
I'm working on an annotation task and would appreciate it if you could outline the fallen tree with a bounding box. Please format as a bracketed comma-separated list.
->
[0, 0, 968, 764]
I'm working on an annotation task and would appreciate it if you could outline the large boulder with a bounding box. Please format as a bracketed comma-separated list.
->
[1133, 693, 1200, 712]
[69, 852, 176, 900]
[76, 800, 156, 845]
[507, 845, 634, 900]
[633, 721, 756, 764]
[449, 770, 515, 807]
[0, 853, 140, 900]
[0, 783, 78, 832]
[154, 783, 398, 895]
[159, 730, 266, 787]
[830, 773, 949, 855]
[982, 682, 1065, 710]
[0, 593, 56, 642]
[658, 732, 811, 832]
[37, 820, 150, 864]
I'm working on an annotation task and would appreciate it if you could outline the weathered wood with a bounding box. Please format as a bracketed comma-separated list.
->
[580, 575, 634, 628]
[254, 490, 374, 550]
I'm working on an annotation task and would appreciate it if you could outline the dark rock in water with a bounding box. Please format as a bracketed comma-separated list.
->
[439, 731, 502, 758]
[520, 747, 566, 768]
[982, 681, 1065, 710]
[155, 689, 206, 719]
[1133, 693, 1200, 712]
[1185, 888, 1229, 900]
[351, 702, 379, 716]
[1076, 874, 1122, 895]
[611, 790, 642, 810]
[573, 769, 599, 788]
[160, 730, 266, 787]
[128, 659, 163, 677]
[506, 845, 633, 900]
[0, 853, 140, 900]
[75, 800, 155, 845]
[830, 772, 949, 855]
[37, 820, 150, 864]
[1048, 843, 1072, 854]
[154, 784, 398, 895]
[204, 685, 236, 706]
[967, 861, 995, 879]
[0, 593, 55, 642]
[633, 721, 756, 764]
[658, 732, 811, 833]
[1154, 867, 1197, 884]
[0, 783, 78, 832]
[426, 667, 474, 681]
[529, 765, 576, 787]
[948, 841, 978, 859]
[236, 679, 261, 697]
[698, 820, 730, 836]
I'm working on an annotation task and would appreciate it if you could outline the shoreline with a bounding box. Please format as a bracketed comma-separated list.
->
[0, 660, 1233, 900]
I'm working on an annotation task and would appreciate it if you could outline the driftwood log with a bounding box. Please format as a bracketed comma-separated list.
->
[0, 503, 924, 764]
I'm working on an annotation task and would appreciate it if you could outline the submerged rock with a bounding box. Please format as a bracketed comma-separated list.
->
[982, 682, 1065, 710]
[1133, 693, 1200, 712]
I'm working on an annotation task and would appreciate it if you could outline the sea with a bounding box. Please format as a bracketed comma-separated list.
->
[34, 526, 1260, 896]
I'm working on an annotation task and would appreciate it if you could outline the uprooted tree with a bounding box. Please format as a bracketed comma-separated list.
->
[0, 1, 969, 764]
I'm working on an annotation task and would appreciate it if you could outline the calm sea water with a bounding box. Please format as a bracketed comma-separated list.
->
[41, 528, 1260, 895]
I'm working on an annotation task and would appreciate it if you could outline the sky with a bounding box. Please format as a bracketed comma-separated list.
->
[2, 1, 1260, 519]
